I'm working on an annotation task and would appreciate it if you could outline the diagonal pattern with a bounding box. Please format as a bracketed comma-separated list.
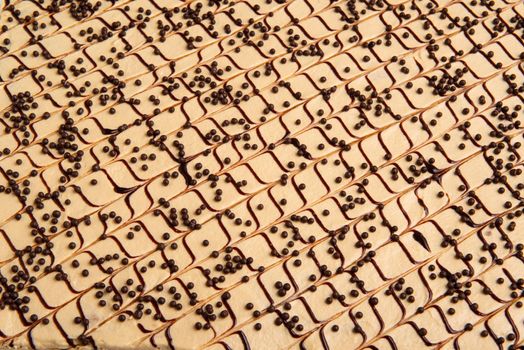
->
[0, 0, 523, 349]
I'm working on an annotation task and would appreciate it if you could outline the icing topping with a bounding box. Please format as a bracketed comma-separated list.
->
[0, 0, 523, 349]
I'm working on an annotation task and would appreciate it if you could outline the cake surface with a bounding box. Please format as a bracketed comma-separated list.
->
[0, 0, 524, 349]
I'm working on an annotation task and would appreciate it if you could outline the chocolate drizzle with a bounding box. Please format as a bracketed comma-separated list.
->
[0, 0, 523, 349]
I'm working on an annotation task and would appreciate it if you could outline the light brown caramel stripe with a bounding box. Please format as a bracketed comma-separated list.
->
[0, 0, 524, 349]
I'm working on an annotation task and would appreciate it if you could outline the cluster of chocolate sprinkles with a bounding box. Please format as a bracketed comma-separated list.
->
[0, 0, 524, 349]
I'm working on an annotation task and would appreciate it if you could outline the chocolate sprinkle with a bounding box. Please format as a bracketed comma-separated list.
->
[0, 0, 523, 349]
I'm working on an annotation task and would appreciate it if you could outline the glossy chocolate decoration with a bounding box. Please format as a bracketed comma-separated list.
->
[0, 0, 524, 349]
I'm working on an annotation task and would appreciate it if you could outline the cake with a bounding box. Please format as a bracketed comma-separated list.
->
[0, 0, 523, 349]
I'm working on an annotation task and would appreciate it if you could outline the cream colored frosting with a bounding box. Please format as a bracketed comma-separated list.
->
[0, 0, 524, 349]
